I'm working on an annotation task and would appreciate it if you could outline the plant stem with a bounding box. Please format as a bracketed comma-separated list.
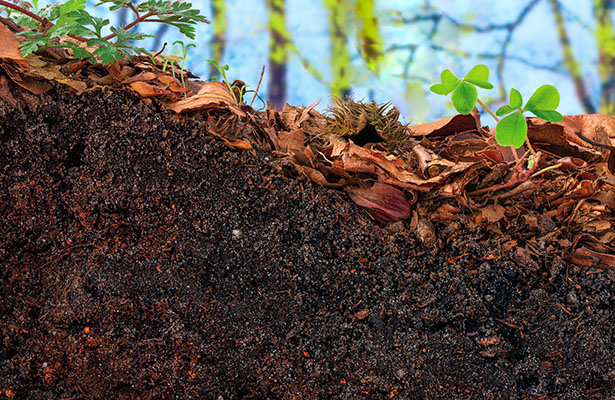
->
[476, 98, 499, 122]
[101, 11, 156, 41]
[0, 0, 44, 24]
[531, 162, 562, 178]
[525, 136, 537, 158]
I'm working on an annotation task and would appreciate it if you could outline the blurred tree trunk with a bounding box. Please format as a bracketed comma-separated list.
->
[356, 0, 383, 77]
[209, 0, 228, 81]
[324, 0, 352, 99]
[594, 0, 615, 114]
[265, 0, 290, 109]
[548, 0, 597, 113]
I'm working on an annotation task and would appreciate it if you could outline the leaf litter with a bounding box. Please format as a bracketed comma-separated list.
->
[1, 24, 615, 398]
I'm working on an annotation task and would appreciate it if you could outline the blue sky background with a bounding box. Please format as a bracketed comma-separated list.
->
[70, 1, 608, 123]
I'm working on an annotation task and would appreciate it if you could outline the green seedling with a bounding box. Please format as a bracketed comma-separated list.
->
[206, 58, 243, 105]
[159, 54, 178, 79]
[172, 40, 195, 88]
[430, 64, 563, 168]
[0, 0, 208, 66]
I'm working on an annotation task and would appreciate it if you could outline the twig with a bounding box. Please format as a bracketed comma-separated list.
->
[249, 65, 265, 108]
[101, 11, 156, 41]
[153, 42, 167, 58]
[0, 15, 22, 32]
[0, 0, 43, 24]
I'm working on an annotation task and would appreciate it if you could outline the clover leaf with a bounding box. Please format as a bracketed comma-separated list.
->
[524, 85, 563, 122]
[429, 69, 459, 95]
[495, 111, 527, 148]
[430, 64, 493, 115]
[463, 64, 493, 89]
[451, 82, 477, 114]
[509, 88, 523, 109]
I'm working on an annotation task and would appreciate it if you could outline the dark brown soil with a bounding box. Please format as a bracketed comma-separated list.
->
[1, 86, 614, 399]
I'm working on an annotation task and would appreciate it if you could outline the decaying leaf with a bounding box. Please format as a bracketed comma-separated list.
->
[347, 182, 411, 224]
[129, 81, 165, 97]
[527, 115, 614, 160]
[166, 81, 246, 116]
[408, 109, 481, 138]
[0, 24, 28, 67]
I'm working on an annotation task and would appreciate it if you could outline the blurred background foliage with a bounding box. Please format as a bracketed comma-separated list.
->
[48, 1, 615, 121]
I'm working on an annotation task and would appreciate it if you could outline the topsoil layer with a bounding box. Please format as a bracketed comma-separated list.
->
[1, 86, 615, 400]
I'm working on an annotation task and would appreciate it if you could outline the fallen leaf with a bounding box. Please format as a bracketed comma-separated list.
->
[0, 24, 28, 66]
[479, 203, 506, 223]
[122, 71, 158, 84]
[570, 246, 615, 268]
[129, 81, 165, 97]
[166, 81, 246, 117]
[408, 109, 481, 138]
[347, 183, 411, 224]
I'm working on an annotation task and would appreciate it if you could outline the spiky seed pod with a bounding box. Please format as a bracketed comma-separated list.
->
[326, 97, 409, 152]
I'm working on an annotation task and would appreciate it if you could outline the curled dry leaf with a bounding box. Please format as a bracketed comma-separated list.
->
[408, 109, 481, 138]
[122, 71, 158, 84]
[346, 182, 411, 224]
[166, 81, 246, 117]
[527, 115, 614, 159]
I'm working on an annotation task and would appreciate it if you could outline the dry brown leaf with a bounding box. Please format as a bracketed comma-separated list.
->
[570, 246, 615, 268]
[527, 115, 614, 159]
[129, 81, 165, 97]
[479, 203, 506, 223]
[280, 104, 301, 130]
[122, 71, 158, 84]
[226, 139, 252, 150]
[295, 164, 343, 188]
[277, 129, 305, 155]
[157, 75, 178, 85]
[24, 58, 87, 94]
[0, 24, 28, 66]
[166, 81, 246, 116]
[167, 82, 190, 94]
[408, 109, 481, 138]
[3, 64, 52, 94]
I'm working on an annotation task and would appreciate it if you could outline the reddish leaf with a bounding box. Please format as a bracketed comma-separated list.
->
[347, 183, 411, 224]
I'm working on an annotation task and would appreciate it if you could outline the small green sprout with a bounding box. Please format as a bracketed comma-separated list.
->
[172, 40, 195, 88]
[430, 64, 563, 166]
[159, 55, 178, 79]
[206, 58, 242, 105]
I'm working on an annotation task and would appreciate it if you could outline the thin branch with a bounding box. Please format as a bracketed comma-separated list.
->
[0, 0, 44, 24]
[128, 2, 140, 19]
[387, 43, 565, 73]
[101, 10, 156, 41]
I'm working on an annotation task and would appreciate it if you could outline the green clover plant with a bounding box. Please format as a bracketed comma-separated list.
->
[430, 64, 563, 167]
[0, 0, 209, 66]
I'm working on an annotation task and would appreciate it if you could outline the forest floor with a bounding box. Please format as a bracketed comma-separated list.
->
[1, 53, 615, 399]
